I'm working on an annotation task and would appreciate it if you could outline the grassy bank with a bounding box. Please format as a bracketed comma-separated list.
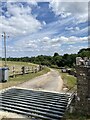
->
[61, 72, 77, 89]
[57, 69, 77, 91]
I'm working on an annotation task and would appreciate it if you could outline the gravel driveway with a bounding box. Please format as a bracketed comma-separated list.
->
[17, 69, 63, 92]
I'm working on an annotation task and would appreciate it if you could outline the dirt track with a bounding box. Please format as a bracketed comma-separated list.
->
[17, 69, 63, 92]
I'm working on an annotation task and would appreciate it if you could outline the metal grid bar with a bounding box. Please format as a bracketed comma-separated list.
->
[0, 88, 70, 120]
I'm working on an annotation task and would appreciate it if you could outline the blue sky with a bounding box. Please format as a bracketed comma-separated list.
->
[0, 1, 89, 57]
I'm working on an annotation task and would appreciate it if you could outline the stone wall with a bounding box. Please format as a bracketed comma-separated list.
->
[75, 66, 90, 115]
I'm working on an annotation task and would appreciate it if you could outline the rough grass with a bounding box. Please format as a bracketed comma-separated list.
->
[62, 73, 77, 88]
[57, 69, 77, 91]
[64, 112, 90, 120]
[0, 61, 37, 67]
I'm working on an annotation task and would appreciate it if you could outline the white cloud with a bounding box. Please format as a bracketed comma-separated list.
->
[66, 45, 87, 54]
[37, 36, 88, 48]
[65, 26, 80, 32]
[50, 1, 88, 23]
[0, 2, 42, 37]
[47, 36, 88, 45]
[42, 21, 46, 26]
[2, 35, 88, 57]
[1, 0, 37, 5]
[0, 1, 88, 57]
[6, 3, 31, 16]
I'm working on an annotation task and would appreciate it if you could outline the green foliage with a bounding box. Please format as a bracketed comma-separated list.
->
[78, 48, 90, 54]
[3, 48, 90, 68]
[77, 48, 90, 58]
[53, 52, 59, 57]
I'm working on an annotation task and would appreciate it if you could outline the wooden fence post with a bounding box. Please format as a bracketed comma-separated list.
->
[28, 67, 30, 73]
[39, 65, 42, 71]
[32, 67, 33, 73]
[22, 66, 25, 74]
[35, 67, 37, 73]
[12, 66, 15, 78]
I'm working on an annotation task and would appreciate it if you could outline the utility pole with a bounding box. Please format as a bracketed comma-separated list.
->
[2, 32, 9, 67]
[88, 2, 90, 48]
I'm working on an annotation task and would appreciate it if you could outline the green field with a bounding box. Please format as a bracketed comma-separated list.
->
[0, 61, 50, 90]
[0, 61, 37, 67]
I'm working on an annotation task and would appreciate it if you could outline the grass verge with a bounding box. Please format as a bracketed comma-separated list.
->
[0, 67, 50, 90]
[57, 69, 77, 91]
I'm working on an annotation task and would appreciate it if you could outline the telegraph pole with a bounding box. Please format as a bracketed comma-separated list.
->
[2, 32, 9, 67]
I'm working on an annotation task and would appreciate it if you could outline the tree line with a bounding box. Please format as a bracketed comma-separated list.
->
[2, 48, 90, 68]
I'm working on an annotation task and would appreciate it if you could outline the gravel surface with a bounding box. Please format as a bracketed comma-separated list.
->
[17, 69, 63, 92]
[0, 111, 25, 119]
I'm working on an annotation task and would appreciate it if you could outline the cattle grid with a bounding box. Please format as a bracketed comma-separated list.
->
[0, 88, 70, 120]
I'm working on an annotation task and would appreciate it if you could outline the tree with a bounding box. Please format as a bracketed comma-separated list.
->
[54, 53, 59, 57]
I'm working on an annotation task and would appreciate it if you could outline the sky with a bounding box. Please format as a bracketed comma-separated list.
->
[0, 0, 89, 57]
